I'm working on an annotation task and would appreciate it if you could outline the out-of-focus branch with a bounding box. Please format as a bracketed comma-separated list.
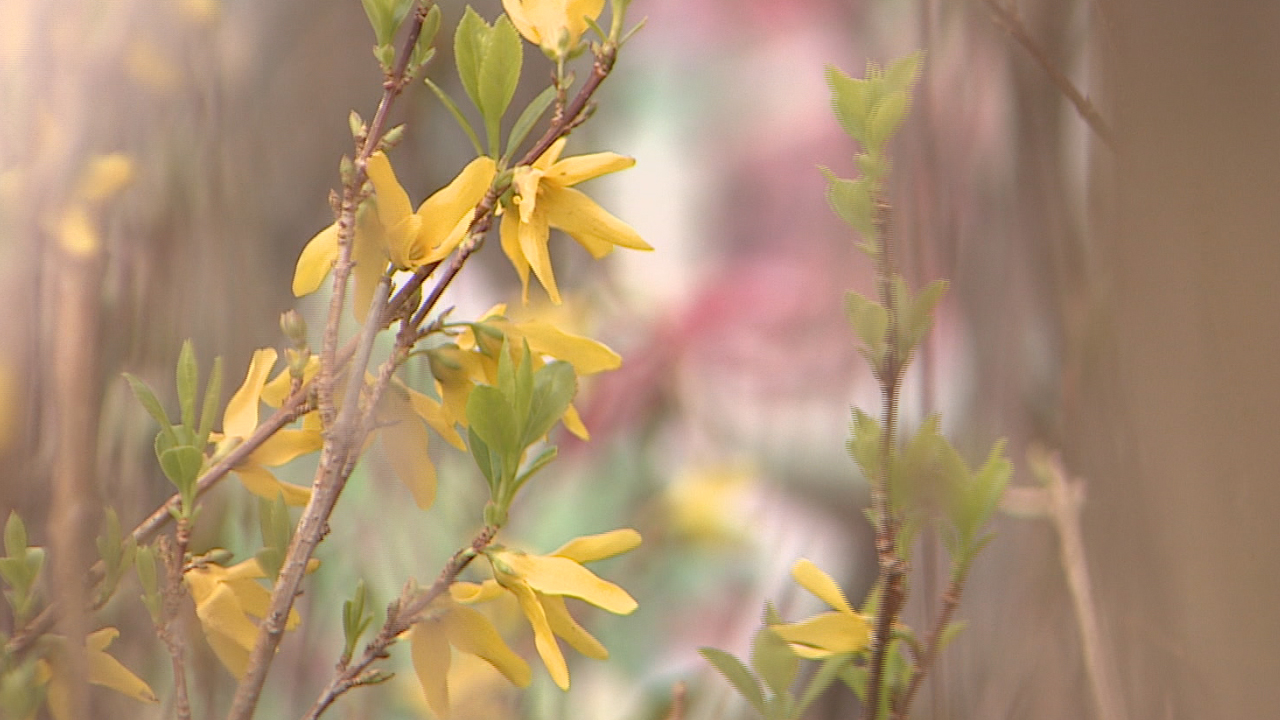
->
[979, 0, 1116, 149]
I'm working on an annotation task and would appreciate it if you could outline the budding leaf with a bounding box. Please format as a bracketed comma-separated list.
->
[823, 169, 877, 241]
[844, 291, 888, 367]
[176, 339, 198, 430]
[505, 85, 557, 159]
[827, 65, 872, 145]
[700, 648, 765, 714]
[752, 608, 798, 698]
[455, 7, 489, 115]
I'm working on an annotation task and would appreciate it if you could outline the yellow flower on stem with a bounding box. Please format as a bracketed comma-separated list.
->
[184, 557, 319, 678]
[214, 349, 321, 506]
[458, 529, 640, 689]
[292, 152, 496, 318]
[38, 627, 158, 720]
[769, 559, 872, 658]
[500, 138, 652, 305]
[503, 0, 604, 58]
[409, 595, 531, 718]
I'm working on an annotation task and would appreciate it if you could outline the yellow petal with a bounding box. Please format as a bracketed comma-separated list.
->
[442, 603, 532, 687]
[367, 152, 414, 233]
[404, 383, 465, 450]
[224, 349, 277, 439]
[564, 0, 606, 41]
[451, 579, 506, 604]
[551, 529, 641, 564]
[503, 576, 569, 690]
[417, 155, 497, 263]
[380, 388, 437, 509]
[791, 559, 855, 615]
[293, 222, 339, 296]
[770, 612, 871, 655]
[352, 201, 392, 320]
[547, 152, 634, 187]
[78, 153, 134, 202]
[494, 319, 621, 375]
[498, 552, 637, 615]
[85, 630, 159, 703]
[261, 355, 319, 407]
[501, 0, 543, 45]
[536, 137, 568, 170]
[232, 465, 312, 506]
[500, 210, 533, 303]
[410, 623, 453, 718]
[192, 581, 258, 677]
[246, 428, 322, 467]
[561, 403, 589, 440]
[55, 204, 99, 257]
[518, 205, 560, 304]
[541, 594, 608, 660]
[512, 166, 544, 224]
[544, 185, 651, 256]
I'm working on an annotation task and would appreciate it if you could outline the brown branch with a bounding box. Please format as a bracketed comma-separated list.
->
[158, 533, 193, 720]
[894, 576, 966, 718]
[979, 0, 1116, 149]
[302, 526, 497, 720]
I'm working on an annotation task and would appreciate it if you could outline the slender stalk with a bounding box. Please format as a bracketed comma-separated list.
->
[895, 574, 966, 718]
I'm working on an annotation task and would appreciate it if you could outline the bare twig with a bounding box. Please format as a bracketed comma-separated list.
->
[302, 526, 497, 720]
[979, 0, 1116, 149]
[158, 534, 192, 720]
[895, 576, 966, 718]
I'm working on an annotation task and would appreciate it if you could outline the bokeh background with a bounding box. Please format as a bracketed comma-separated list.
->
[3, 0, 1279, 718]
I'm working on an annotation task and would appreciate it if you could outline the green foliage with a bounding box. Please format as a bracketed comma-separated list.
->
[341, 579, 375, 662]
[95, 507, 137, 607]
[135, 544, 162, 625]
[254, 495, 293, 581]
[0, 512, 43, 624]
[454, 6, 524, 156]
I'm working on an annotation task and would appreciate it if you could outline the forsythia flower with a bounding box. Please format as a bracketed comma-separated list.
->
[769, 559, 872, 658]
[37, 627, 158, 720]
[500, 138, 652, 304]
[427, 305, 622, 441]
[184, 557, 318, 678]
[409, 596, 531, 718]
[292, 152, 496, 318]
[213, 349, 321, 506]
[456, 529, 640, 690]
[503, 0, 604, 58]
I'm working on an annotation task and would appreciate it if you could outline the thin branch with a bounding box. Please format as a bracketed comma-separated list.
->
[894, 575, 966, 718]
[302, 526, 497, 720]
[979, 0, 1116, 149]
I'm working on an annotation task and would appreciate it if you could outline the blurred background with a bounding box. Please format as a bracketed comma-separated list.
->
[3, 0, 1279, 718]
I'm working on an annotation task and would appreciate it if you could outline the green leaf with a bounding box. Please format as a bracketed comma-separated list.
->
[135, 545, 161, 624]
[505, 85, 557, 160]
[424, 77, 485, 157]
[411, 4, 442, 68]
[343, 579, 373, 658]
[511, 342, 535, 436]
[891, 415, 943, 514]
[479, 14, 523, 156]
[839, 662, 868, 702]
[124, 373, 178, 447]
[455, 6, 489, 115]
[176, 339, 198, 430]
[905, 279, 947, 351]
[197, 356, 223, 446]
[752, 623, 798, 699]
[844, 291, 888, 367]
[361, 0, 394, 46]
[885, 51, 924, 96]
[468, 425, 499, 490]
[158, 444, 204, 493]
[4, 512, 27, 558]
[827, 65, 872, 144]
[510, 445, 557, 499]
[866, 89, 910, 153]
[797, 655, 849, 717]
[256, 494, 292, 580]
[823, 169, 877, 240]
[846, 408, 882, 482]
[700, 647, 765, 714]
[522, 361, 576, 447]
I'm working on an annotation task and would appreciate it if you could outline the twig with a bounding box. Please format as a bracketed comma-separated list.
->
[302, 526, 497, 720]
[979, 0, 1116, 149]
[1035, 449, 1124, 720]
[158, 533, 192, 720]
[895, 575, 966, 718]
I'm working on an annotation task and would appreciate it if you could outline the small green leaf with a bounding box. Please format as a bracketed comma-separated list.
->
[846, 408, 883, 482]
[361, 0, 394, 45]
[839, 662, 868, 702]
[468, 425, 499, 490]
[796, 655, 849, 717]
[905, 279, 947, 351]
[824, 171, 878, 241]
[135, 545, 161, 624]
[884, 51, 924, 96]
[505, 85, 557, 160]
[844, 291, 888, 366]
[866, 89, 910, 153]
[510, 445, 557, 499]
[4, 512, 27, 558]
[424, 80, 484, 157]
[827, 65, 872, 144]
[158, 445, 204, 493]
[751, 623, 798, 699]
[479, 14, 523, 156]
[700, 647, 766, 714]
[197, 356, 223, 446]
[256, 494, 292, 580]
[455, 6, 489, 113]
[511, 342, 535, 435]
[124, 373, 178, 446]
[522, 361, 576, 447]
[176, 340, 198, 430]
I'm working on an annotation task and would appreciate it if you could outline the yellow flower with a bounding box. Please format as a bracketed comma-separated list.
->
[38, 627, 158, 720]
[184, 557, 318, 678]
[292, 153, 496, 318]
[769, 559, 872, 658]
[409, 595, 531, 718]
[214, 349, 321, 506]
[500, 138, 651, 304]
[459, 529, 640, 689]
[503, 0, 604, 58]
[428, 305, 621, 441]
